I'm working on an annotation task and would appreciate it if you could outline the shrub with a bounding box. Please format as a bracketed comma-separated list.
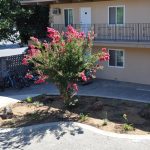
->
[122, 114, 134, 132]
[79, 113, 88, 122]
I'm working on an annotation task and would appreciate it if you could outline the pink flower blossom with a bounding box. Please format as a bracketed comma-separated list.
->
[87, 31, 95, 41]
[67, 25, 76, 34]
[29, 45, 35, 49]
[72, 83, 78, 92]
[30, 37, 39, 43]
[105, 54, 110, 60]
[80, 71, 85, 77]
[66, 25, 85, 42]
[47, 27, 56, 34]
[82, 76, 87, 81]
[25, 73, 33, 79]
[102, 48, 107, 52]
[34, 73, 48, 84]
[80, 71, 87, 82]
[22, 58, 28, 65]
[28, 48, 40, 57]
[34, 78, 45, 84]
[78, 32, 85, 39]
[61, 41, 65, 47]
[43, 43, 48, 49]
[99, 52, 110, 61]
[47, 27, 61, 44]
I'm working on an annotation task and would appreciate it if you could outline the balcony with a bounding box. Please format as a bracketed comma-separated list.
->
[52, 23, 150, 47]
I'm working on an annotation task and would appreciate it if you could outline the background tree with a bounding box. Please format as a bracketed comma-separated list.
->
[0, 0, 30, 42]
[16, 5, 49, 44]
[0, 0, 49, 44]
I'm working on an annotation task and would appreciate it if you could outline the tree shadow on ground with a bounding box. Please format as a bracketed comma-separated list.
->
[0, 122, 84, 150]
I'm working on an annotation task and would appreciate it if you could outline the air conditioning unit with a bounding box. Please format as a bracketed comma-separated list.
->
[52, 8, 61, 15]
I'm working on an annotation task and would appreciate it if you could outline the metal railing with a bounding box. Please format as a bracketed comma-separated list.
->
[52, 23, 150, 42]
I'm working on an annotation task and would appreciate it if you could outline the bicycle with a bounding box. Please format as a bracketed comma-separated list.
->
[4, 70, 25, 89]
[0, 76, 5, 91]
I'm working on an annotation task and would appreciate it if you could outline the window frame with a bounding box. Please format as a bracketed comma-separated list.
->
[63, 8, 74, 26]
[108, 49, 125, 68]
[108, 5, 125, 25]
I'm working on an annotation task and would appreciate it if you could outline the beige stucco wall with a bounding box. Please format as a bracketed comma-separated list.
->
[95, 46, 150, 85]
[50, 0, 150, 24]
[49, 0, 150, 85]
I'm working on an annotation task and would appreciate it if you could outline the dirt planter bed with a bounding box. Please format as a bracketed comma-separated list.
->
[0, 95, 150, 135]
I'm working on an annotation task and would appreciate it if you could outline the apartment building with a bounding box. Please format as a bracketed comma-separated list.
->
[21, 0, 150, 85]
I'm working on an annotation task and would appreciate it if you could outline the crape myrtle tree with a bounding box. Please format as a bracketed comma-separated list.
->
[22, 26, 109, 107]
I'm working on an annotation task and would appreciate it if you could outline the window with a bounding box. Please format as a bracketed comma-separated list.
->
[109, 49, 124, 67]
[64, 9, 73, 26]
[109, 6, 124, 25]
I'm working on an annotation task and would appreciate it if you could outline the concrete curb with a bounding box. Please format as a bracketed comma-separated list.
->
[77, 122, 150, 140]
[1, 122, 150, 140]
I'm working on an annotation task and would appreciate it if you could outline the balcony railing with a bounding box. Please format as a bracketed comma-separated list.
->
[52, 23, 150, 42]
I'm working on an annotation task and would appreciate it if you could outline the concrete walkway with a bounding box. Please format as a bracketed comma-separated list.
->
[0, 96, 19, 108]
[0, 122, 150, 150]
[1, 79, 150, 107]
